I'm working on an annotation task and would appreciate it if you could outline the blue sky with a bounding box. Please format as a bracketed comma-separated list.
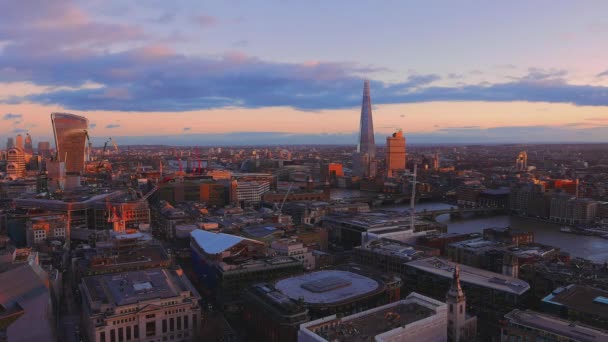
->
[1, 1, 608, 145]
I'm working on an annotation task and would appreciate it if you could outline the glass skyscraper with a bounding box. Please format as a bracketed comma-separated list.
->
[51, 112, 89, 174]
[353, 80, 377, 178]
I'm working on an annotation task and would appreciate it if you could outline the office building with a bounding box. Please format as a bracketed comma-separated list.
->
[385, 129, 406, 178]
[274, 267, 400, 319]
[37, 141, 51, 158]
[401, 257, 529, 338]
[243, 283, 310, 342]
[541, 284, 608, 330]
[6, 148, 26, 179]
[515, 151, 527, 171]
[23, 134, 33, 155]
[15, 134, 23, 150]
[502, 310, 608, 342]
[235, 180, 270, 206]
[0, 248, 55, 342]
[51, 112, 89, 174]
[271, 238, 315, 270]
[190, 230, 302, 307]
[298, 292, 448, 342]
[5, 137, 14, 150]
[353, 80, 377, 179]
[25, 212, 68, 246]
[80, 268, 201, 342]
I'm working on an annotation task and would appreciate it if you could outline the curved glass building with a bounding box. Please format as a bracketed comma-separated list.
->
[51, 112, 89, 174]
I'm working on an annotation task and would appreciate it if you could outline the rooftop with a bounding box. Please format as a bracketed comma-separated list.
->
[406, 257, 530, 295]
[275, 270, 381, 305]
[82, 268, 193, 307]
[542, 284, 608, 319]
[190, 229, 263, 255]
[505, 309, 608, 341]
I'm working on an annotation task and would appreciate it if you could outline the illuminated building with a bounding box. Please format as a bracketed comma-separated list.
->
[385, 129, 406, 178]
[353, 80, 377, 179]
[515, 151, 528, 171]
[23, 134, 33, 155]
[445, 266, 478, 341]
[6, 137, 14, 150]
[51, 112, 89, 174]
[15, 134, 23, 150]
[6, 148, 26, 179]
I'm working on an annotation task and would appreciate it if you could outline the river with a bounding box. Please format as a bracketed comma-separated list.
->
[330, 189, 608, 263]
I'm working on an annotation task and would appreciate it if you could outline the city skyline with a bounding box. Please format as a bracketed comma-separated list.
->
[2, 1, 608, 144]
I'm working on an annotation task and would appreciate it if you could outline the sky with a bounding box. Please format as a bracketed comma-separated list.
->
[2, 0, 608, 146]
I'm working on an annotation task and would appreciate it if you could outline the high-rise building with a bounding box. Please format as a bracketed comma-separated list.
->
[37, 141, 51, 157]
[51, 112, 89, 174]
[23, 133, 33, 154]
[385, 129, 406, 177]
[15, 134, 23, 150]
[353, 80, 376, 178]
[515, 151, 528, 171]
[6, 147, 26, 179]
[6, 137, 14, 150]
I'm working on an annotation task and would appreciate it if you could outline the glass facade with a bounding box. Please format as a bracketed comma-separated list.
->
[51, 112, 89, 174]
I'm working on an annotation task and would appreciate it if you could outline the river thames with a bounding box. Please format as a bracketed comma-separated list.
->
[330, 189, 608, 263]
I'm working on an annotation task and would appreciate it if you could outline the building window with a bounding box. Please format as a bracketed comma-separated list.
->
[110, 329, 116, 342]
[118, 327, 124, 342]
[126, 326, 131, 340]
[193, 314, 197, 330]
[146, 322, 155, 337]
[177, 316, 182, 330]
[183, 316, 189, 329]
[134, 325, 139, 339]
[170, 317, 174, 331]
[449, 304, 453, 313]
[100, 331, 106, 342]
[162, 319, 167, 333]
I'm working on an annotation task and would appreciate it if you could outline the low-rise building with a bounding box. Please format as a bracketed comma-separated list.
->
[541, 284, 608, 330]
[271, 238, 315, 270]
[80, 267, 201, 342]
[298, 292, 448, 342]
[502, 309, 608, 342]
[243, 283, 309, 342]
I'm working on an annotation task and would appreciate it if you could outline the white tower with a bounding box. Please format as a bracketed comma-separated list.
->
[447, 265, 467, 342]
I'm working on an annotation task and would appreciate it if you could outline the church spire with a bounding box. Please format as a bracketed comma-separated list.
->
[447, 264, 465, 302]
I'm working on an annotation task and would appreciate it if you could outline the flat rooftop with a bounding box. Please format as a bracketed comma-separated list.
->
[542, 284, 608, 319]
[310, 302, 434, 342]
[406, 257, 530, 295]
[275, 270, 380, 305]
[506, 309, 608, 341]
[83, 268, 189, 307]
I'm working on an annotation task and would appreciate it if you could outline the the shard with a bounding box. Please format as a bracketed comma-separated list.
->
[353, 80, 377, 178]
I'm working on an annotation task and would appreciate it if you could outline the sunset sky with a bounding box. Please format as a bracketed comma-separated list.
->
[2, 1, 608, 145]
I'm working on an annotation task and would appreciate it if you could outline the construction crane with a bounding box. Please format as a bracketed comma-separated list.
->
[278, 182, 294, 215]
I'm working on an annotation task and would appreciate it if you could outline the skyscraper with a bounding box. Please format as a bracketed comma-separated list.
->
[6, 137, 14, 150]
[353, 80, 377, 178]
[386, 129, 406, 178]
[37, 141, 51, 158]
[6, 147, 26, 179]
[51, 112, 89, 174]
[24, 133, 33, 154]
[15, 134, 23, 150]
[515, 151, 528, 171]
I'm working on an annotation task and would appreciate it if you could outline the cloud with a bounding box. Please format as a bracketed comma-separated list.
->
[232, 39, 249, 47]
[2, 113, 22, 120]
[192, 15, 217, 28]
[89, 123, 97, 129]
[183, 127, 191, 131]
[586, 117, 608, 122]
[597, 70, 608, 78]
[106, 124, 121, 129]
[12, 128, 27, 133]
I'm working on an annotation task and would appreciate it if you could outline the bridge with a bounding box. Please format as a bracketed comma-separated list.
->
[418, 206, 506, 220]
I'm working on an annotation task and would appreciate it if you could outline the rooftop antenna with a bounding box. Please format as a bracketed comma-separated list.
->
[410, 164, 417, 232]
